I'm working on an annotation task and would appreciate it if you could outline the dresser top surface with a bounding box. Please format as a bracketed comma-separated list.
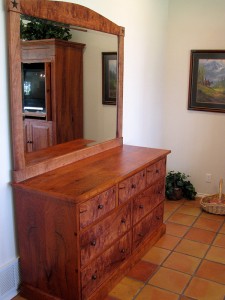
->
[13, 145, 170, 202]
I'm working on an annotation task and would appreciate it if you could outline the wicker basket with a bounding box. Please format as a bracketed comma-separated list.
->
[200, 179, 225, 215]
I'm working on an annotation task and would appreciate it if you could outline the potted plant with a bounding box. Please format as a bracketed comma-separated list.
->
[20, 15, 72, 41]
[165, 171, 197, 200]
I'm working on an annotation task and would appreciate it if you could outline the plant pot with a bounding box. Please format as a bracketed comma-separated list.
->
[168, 188, 183, 200]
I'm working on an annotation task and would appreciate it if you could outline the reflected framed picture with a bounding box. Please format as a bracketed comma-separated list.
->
[102, 52, 117, 105]
[188, 50, 225, 113]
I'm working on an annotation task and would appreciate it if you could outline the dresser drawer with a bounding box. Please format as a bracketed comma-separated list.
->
[133, 202, 164, 249]
[80, 202, 131, 267]
[81, 233, 131, 299]
[79, 186, 116, 229]
[146, 158, 166, 186]
[133, 178, 165, 225]
[118, 170, 146, 204]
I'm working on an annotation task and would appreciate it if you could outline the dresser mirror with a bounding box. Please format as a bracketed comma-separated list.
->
[7, 0, 124, 181]
[21, 15, 118, 149]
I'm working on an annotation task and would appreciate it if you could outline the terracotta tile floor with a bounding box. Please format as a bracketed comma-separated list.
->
[13, 197, 225, 300]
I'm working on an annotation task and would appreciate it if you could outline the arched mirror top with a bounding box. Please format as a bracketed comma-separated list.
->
[7, 0, 124, 182]
[10, 0, 125, 36]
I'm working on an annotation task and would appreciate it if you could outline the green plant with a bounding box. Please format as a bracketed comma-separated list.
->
[165, 171, 197, 200]
[20, 15, 72, 41]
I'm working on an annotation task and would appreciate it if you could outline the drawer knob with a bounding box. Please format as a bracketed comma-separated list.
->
[156, 169, 160, 174]
[92, 274, 97, 280]
[131, 183, 136, 189]
[139, 204, 144, 209]
[156, 216, 161, 220]
[98, 204, 104, 209]
[138, 233, 144, 237]
[121, 218, 126, 224]
[90, 240, 96, 246]
[121, 248, 126, 253]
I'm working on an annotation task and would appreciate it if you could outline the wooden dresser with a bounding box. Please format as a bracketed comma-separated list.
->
[13, 145, 170, 300]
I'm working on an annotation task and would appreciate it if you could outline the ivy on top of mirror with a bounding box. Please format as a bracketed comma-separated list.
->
[11, 0, 18, 9]
[20, 15, 72, 41]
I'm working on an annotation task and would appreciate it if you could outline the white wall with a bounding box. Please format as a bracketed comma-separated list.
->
[63, 0, 169, 148]
[72, 30, 117, 143]
[164, 0, 225, 194]
[0, 1, 17, 267]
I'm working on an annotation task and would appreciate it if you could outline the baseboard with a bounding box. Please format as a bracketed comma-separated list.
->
[197, 192, 209, 197]
[0, 258, 20, 300]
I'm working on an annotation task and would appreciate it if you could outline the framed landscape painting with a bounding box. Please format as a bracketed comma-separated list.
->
[102, 52, 117, 105]
[188, 50, 225, 113]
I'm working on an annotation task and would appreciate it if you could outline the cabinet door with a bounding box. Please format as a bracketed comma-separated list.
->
[23, 119, 32, 152]
[30, 120, 53, 151]
[24, 119, 53, 152]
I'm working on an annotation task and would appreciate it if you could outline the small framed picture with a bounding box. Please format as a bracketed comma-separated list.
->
[188, 50, 225, 113]
[102, 52, 117, 105]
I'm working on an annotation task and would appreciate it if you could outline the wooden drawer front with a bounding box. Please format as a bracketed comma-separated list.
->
[21, 46, 55, 61]
[80, 203, 131, 267]
[133, 178, 165, 225]
[79, 186, 116, 229]
[133, 202, 164, 250]
[146, 158, 166, 186]
[81, 233, 131, 299]
[151, 202, 164, 230]
[118, 170, 146, 204]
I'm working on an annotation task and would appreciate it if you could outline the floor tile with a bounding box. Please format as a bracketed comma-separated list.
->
[185, 227, 216, 244]
[193, 217, 222, 232]
[220, 223, 225, 234]
[213, 233, 225, 248]
[164, 201, 183, 212]
[175, 239, 209, 258]
[200, 211, 225, 221]
[142, 246, 170, 265]
[126, 260, 158, 282]
[154, 233, 181, 250]
[184, 277, 225, 300]
[205, 246, 225, 264]
[148, 267, 190, 294]
[183, 198, 201, 207]
[168, 213, 196, 226]
[108, 277, 144, 300]
[196, 260, 225, 285]
[166, 222, 189, 237]
[164, 210, 173, 221]
[163, 251, 201, 275]
[135, 285, 179, 300]
[176, 205, 201, 216]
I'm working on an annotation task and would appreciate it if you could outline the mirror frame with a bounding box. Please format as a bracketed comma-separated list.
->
[7, 0, 124, 182]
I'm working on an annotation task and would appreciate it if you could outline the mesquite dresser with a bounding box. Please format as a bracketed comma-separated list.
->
[13, 145, 170, 299]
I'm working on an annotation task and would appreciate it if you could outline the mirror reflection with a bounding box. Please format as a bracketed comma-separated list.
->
[20, 16, 118, 153]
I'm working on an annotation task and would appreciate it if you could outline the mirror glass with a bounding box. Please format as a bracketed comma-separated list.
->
[21, 16, 118, 153]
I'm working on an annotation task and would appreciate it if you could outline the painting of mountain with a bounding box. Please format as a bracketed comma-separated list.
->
[197, 59, 225, 104]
